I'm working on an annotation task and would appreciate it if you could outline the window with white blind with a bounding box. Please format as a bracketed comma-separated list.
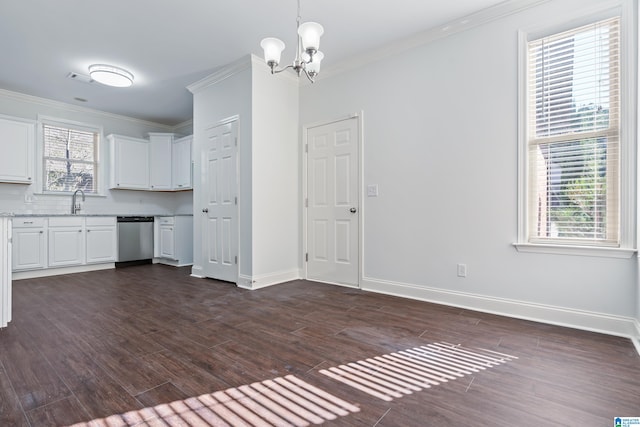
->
[522, 16, 622, 249]
[41, 120, 100, 194]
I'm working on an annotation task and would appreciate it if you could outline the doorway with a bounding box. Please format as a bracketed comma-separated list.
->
[305, 115, 360, 287]
[202, 118, 238, 283]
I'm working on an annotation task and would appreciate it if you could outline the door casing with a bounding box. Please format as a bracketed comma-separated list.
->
[302, 113, 363, 288]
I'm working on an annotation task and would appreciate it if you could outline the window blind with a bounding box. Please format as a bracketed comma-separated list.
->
[43, 124, 98, 193]
[527, 17, 620, 246]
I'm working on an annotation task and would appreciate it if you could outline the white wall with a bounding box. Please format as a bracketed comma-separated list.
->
[250, 59, 300, 283]
[0, 89, 191, 216]
[189, 59, 253, 278]
[300, 0, 638, 337]
[189, 56, 300, 286]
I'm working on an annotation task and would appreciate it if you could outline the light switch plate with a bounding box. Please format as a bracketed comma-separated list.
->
[367, 184, 379, 197]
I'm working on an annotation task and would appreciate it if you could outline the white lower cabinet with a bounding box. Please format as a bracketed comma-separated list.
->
[154, 216, 193, 266]
[86, 217, 117, 264]
[158, 219, 176, 259]
[48, 217, 85, 268]
[1, 217, 11, 328]
[12, 218, 46, 271]
[12, 216, 117, 274]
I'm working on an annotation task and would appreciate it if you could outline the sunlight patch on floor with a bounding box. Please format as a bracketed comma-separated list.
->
[66, 374, 360, 427]
[320, 342, 517, 401]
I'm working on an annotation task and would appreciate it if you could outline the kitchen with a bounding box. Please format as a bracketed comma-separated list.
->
[0, 99, 196, 327]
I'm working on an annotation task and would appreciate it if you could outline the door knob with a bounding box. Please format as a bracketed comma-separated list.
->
[350, 207, 357, 213]
[202, 208, 209, 213]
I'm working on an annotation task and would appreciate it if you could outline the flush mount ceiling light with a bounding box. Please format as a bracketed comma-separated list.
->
[88, 64, 134, 87]
[260, 0, 324, 83]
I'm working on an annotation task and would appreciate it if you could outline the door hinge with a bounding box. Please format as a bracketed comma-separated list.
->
[234, 255, 238, 265]
[305, 253, 308, 262]
[234, 196, 238, 205]
[305, 143, 308, 153]
[235, 137, 238, 147]
[304, 198, 308, 208]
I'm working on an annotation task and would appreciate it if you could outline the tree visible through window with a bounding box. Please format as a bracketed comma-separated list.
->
[526, 17, 619, 246]
[43, 123, 98, 193]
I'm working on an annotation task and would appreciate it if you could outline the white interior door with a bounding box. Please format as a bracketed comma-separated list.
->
[306, 116, 359, 286]
[202, 120, 238, 283]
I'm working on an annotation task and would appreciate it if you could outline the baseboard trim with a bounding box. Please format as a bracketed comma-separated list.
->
[153, 258, 193, 268]
[361, 276, 640, 352]
[190, 265, 204, 278]
[237, 269, 301, 290]
[633, 320, 640, 355]
[13, 263, 115, 281]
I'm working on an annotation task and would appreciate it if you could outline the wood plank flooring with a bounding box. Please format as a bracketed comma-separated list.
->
[0, 264, 638, 426]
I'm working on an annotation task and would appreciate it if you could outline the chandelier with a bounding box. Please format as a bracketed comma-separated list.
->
[260, 0, 324, 83]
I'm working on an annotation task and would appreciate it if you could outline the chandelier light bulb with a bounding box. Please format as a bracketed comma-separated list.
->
[298, 22, 324, 53]
[305, 51, 324, 76]
[260, 38, 286, 68]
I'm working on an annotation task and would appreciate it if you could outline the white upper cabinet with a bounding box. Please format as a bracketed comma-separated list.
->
[172, 135, 192, 190]
[149, 133, 173, 190]
[0, 115, 34, 184]
[109, 133, 192, 192]
[108, 134, 150, 190]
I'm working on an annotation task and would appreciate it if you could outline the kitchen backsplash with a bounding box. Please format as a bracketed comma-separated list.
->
[0, 183, 193, 216]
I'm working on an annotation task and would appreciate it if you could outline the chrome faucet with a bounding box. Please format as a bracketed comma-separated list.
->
[71, 189, 85, 214]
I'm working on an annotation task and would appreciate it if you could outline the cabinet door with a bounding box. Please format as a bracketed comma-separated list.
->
[109, 135, 150, 189]
[149, 134, 173, 190]
[86, 226, 117, 263]
[172, 136, 192, 190]
[1, 218, 10, 328]
[12, 227, 46, 270]
[48, 228, 85, 267]
[159, 225, 175, 259]
[0, 116, 34, 184]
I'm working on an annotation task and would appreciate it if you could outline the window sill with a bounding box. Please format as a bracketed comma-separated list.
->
[34, 191, 106, 198]
[513, 243, 636, 259]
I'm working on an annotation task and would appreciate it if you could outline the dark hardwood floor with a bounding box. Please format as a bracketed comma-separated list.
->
[0, 264, 638, 426]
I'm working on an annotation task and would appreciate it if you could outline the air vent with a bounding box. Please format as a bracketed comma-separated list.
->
[67, 72, 93, 84]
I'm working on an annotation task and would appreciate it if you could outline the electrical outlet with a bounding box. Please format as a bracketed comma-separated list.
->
[457, 263, 467, 277]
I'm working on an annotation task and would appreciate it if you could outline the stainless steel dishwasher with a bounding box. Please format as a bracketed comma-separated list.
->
[116, 216, 154, 266]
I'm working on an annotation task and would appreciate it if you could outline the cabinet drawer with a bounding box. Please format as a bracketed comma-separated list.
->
[86, 216, 116, 227]
[13, 217, 46, 228]
[156, 216, 174, 225]
[49, 217, 83, 227]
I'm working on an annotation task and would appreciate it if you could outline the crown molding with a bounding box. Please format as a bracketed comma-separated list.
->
[0, 87, 174, 130]
[187, 55, 253, 94]
[172, 118, 193, 132]
[318, 0, 553, 81]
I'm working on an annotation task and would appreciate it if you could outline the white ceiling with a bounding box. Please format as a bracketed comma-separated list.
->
[0, 0, 511, 126]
